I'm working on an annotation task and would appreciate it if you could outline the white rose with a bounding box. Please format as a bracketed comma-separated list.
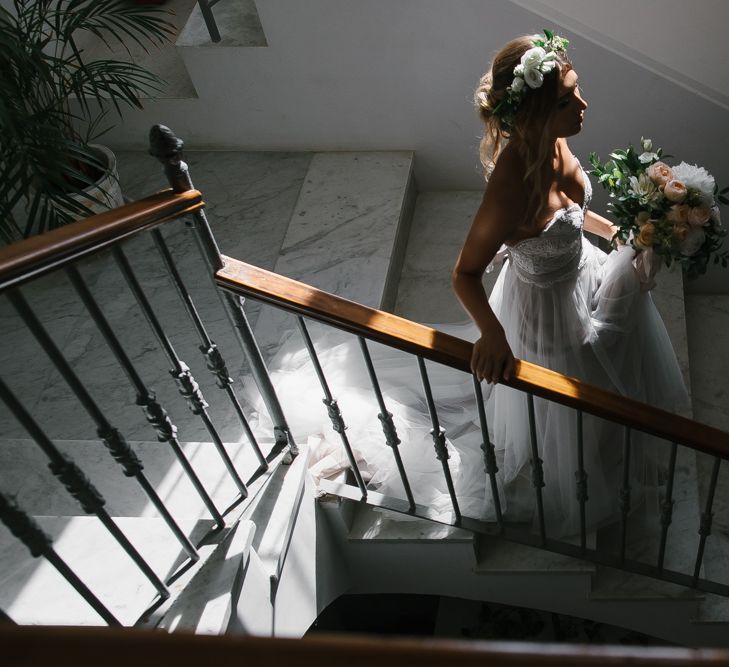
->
[680, 228, 706, 256]
[510, 76, 525, 93]
[523, 67, 544, 89]
[520, 47, 548, 89]
[521, 47, 546, 70]
[540, 52, 557, 73]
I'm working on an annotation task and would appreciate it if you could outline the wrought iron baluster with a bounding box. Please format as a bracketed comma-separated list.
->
[149, 124, 296, 458]
[526, 393, 547, 546]
[111, 245, 249, 499]
[0, 493, 121, 626]
[0, 375, 171, 598]
[575, 409, 588, 554]
[657, 441, 679, 574]
[693, 456, 722, 585]
[297, 317, 367, 498]
[417, 356, 461, 525]
[358, 337, 415, 512]
[197, 0, 221, 42]
[7, 287, 198, 567]
[619, 426, 632, 566]
[65, 264, 224, 528]
[473, 377, 503, 529]
[150, 229, 267, 471]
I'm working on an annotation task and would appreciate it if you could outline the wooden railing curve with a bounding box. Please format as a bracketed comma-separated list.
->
[0, 189, 204, 291]
[216, 255, 729, 461]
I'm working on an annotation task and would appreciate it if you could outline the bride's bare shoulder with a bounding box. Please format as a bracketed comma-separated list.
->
[483, 144, 526, 212]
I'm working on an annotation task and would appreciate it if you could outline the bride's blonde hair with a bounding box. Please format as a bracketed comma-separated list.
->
[475, 35, 572, 227]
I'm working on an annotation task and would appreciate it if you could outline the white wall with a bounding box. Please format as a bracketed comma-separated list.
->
[515, 0, 729, 106]
[103, 0, 729, 290]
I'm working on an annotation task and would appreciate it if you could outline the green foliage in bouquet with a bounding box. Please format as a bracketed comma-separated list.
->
[590, 138, 729, 279]
[0, 0, 175, 242]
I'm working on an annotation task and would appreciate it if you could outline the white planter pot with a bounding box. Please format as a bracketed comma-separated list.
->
[71, 144, 125, 215]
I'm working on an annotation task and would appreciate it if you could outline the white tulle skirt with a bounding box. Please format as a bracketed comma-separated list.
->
[246, 240, 689, 537]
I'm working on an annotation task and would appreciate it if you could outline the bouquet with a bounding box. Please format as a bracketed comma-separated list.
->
[589, 138, 729, 282]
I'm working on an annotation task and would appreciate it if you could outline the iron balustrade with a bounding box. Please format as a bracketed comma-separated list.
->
[0, 126, 296, 625]
[216, 253, 729, 600]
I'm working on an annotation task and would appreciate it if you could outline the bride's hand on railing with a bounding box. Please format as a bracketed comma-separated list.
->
[471, 328, 515, 384]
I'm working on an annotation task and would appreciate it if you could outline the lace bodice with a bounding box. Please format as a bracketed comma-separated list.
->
[493, 164, 593, 287]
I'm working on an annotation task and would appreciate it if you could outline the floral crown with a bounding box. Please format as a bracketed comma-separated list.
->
[491, 30, 570, 130]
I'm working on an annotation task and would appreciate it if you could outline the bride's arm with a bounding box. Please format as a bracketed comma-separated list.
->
[452, 157, 522, 384]
[584, 209, 619, 243]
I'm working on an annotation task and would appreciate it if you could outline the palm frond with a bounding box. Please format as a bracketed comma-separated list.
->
[3, 0, 172, 237]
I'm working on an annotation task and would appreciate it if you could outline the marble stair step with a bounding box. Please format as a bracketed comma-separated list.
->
[250, 151, 414, 358]
[0, 437, 274, 520]
[474, 535, 596, 575]
[346, 503, 473, 543]
[176, 0, 266, 48]
[70, 0, 199, 99]
[589, 566, 702, 602]
[0, 516, 214, 626]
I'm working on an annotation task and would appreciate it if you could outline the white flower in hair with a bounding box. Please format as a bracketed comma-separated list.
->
[519, 46, 559, 89]
[490, 30, 569, 129]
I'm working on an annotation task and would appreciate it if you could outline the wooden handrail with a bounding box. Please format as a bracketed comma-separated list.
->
[217, 255, 729, 461]
[0, 189, 204, 291]
[2, 626, 729, 667]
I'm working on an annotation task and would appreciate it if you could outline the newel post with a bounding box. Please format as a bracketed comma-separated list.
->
[148, 125, 296, 456]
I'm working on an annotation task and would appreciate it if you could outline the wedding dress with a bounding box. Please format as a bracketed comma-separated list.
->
[246, 165, 689, 538]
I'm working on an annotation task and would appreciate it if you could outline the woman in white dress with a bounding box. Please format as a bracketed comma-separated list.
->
[251, 33, 688, 538]
[452, 33, 689, 535]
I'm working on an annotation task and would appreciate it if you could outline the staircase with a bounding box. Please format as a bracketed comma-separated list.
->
[2, 142, 728, 645]
[3, 0, 729, 650]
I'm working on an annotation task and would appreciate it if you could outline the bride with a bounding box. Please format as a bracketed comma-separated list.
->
[249, 32, 689, 538]
[452, 32, 688, 535]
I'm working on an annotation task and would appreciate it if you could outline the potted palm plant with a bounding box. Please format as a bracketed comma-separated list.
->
[0, 0, 175, 242]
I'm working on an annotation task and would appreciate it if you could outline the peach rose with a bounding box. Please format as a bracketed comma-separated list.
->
[663, 179, 687, 203]
[636, 222, 656, 249]
[673, 221, 690, 241]
[647, 161, 673, 188]
[666, 204, 689, 224]
[634, 211, 652, 226]
[688, 206, 711, 227]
